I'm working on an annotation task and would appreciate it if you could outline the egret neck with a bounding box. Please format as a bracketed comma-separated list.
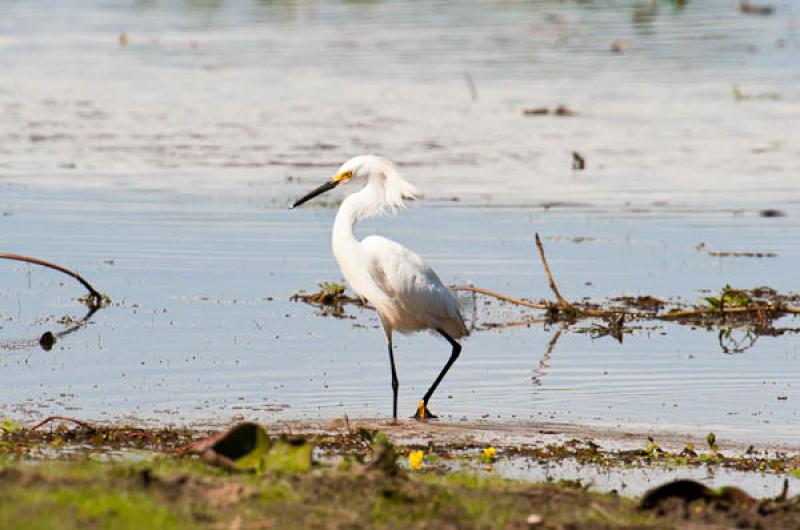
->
[331, 181, 392, 316]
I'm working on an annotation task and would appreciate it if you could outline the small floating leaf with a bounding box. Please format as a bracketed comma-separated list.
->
[264, 437, 313, 474]
[705, 297, 720, 308]
[1, 418, 20, 434]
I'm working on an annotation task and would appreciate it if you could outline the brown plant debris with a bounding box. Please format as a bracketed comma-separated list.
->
[290, 281, 369, 318]
[522, 105, 577, 117]
[291, 236, 800, 339]
[739, 1, 774, 15]
[572, 151, 586, 170]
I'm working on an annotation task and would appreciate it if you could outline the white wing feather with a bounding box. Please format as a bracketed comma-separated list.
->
[359, 235, 468, 338]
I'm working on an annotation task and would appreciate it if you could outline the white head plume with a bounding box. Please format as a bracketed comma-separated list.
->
[337, 155, 418, 215]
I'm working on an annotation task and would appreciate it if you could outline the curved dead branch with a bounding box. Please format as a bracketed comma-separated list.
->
[30, 415, 96, 431]
[0, 252, 104, 304]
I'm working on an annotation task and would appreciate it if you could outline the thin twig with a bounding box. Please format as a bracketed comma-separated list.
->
[0, 253, 103, 303]
[449, 285, 549, 309]
[479, 318, 548, 330]
[534, 233, 571, 309]
[29, 415, 95, 431]
[463, 72, 478, 101]
[589, 502, 622, 525]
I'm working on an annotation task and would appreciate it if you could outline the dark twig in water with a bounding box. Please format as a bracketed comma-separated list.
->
[739, 1, 774, 15]
[0, 252, 105, 305]
[572, 152, 586, 170]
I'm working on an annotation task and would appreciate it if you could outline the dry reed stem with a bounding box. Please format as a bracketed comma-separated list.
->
[30, 415, 96, 431]
[449, 285, 549, 309]
[534, 233, 571, 310]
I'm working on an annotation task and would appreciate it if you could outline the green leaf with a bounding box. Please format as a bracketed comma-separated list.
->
[321, 282, 346, 295]
[208, 422, 272, 471]
[0, 419, 19, 434]
[264, 438, 313, 474]
[372, 432, 391, 450]
[722, 290, 751, 308]
[706, 432, 718, 452]
[705, 297, 720, 308]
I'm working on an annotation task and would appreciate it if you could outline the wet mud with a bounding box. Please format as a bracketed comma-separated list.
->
[2, 417, 800, 529]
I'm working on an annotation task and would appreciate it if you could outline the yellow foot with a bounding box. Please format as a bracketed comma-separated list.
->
[412, 401, 437, 420]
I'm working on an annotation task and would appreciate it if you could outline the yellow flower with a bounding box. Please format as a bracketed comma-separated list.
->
[482, 447, 496, 459]
[408, 450, 424, 470]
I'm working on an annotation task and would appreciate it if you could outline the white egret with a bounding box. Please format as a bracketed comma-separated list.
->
[290, 155, 468, 420]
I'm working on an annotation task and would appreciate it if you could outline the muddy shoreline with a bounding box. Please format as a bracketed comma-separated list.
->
[2, 416, 800, 529]
[5, 416, 799, 495]
[273, 417, 800, 454]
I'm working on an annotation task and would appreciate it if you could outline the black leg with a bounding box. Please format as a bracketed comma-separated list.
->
[387, 335, 399, 420]
[414, 329, 461, 419]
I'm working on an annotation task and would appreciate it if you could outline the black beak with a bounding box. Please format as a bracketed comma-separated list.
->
[289, 180, 339, 209]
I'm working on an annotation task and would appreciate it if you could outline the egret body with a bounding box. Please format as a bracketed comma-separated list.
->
[290, 155, 468, 419]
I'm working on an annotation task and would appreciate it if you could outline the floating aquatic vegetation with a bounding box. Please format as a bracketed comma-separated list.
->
[290, 281, 369, 318]
[291, 235, 800, 352]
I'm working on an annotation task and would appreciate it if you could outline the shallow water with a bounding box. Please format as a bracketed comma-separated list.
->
[1, 0, 799, 207]
[1, 1, 799, 444]
[1, 187, 798, 443]
[495, 457, 799, 498]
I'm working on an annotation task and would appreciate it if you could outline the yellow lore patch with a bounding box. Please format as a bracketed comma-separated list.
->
[333, 170, 353, 183]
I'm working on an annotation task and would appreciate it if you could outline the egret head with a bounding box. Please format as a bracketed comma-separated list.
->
[289, 155, 418, 212]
